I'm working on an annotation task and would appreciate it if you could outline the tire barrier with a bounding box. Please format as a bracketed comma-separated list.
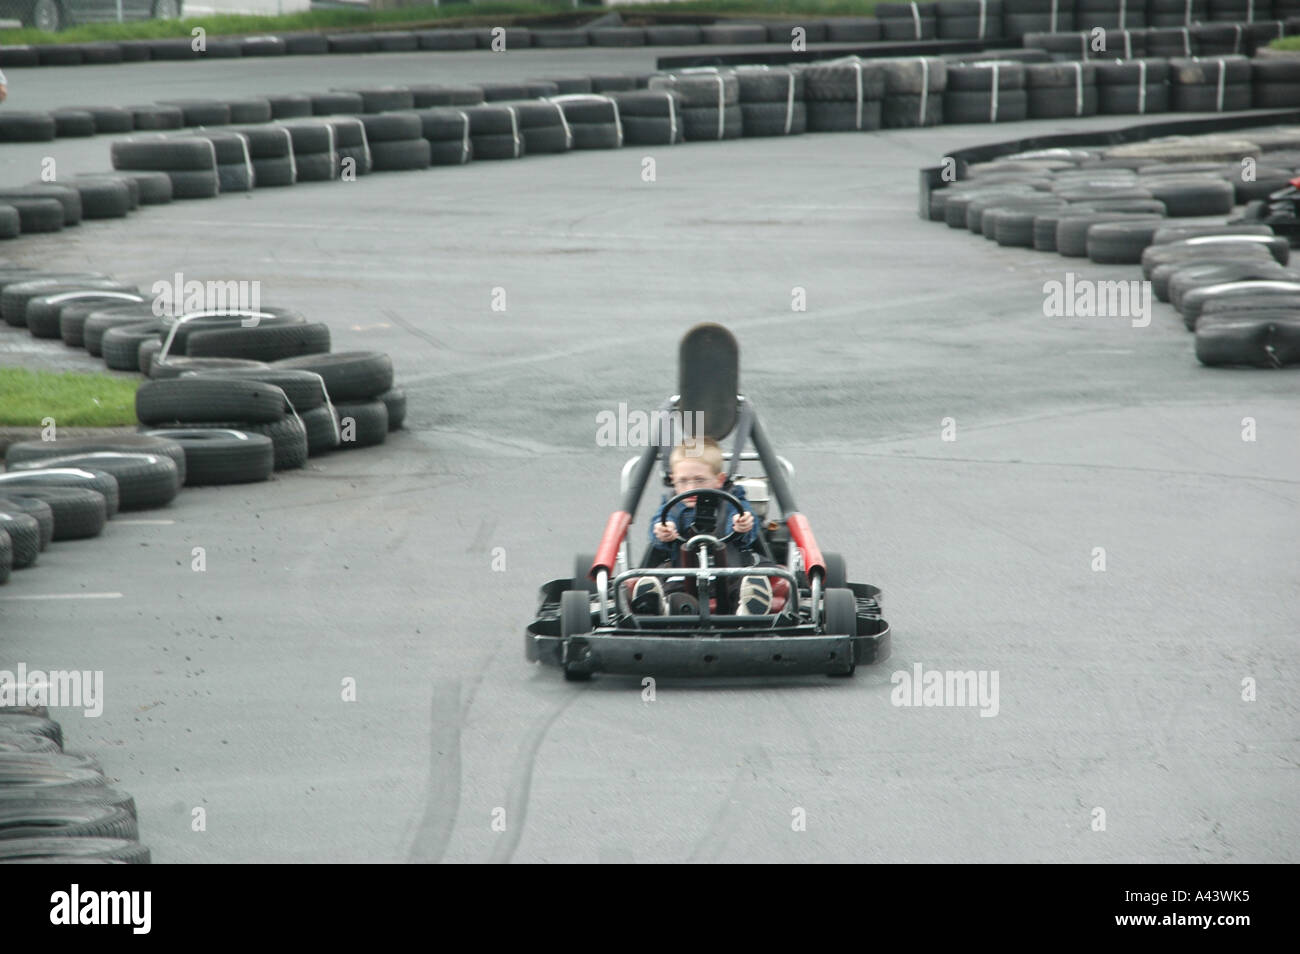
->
[0, 707, 150, 863]
[923, 126, 1300, 368]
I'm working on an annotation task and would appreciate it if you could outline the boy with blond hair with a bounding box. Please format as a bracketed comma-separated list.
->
[631, 436, 774, 616]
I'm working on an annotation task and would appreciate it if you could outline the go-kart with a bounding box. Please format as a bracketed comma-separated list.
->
[524, 322, 891, 681]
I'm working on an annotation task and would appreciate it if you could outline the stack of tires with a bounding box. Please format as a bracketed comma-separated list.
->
[411, 108, 473, 165]
[1145, 26, 1198, 57]
[228, 125, 297, 187]
[1002, 0, 1076, 41]
[607, 90, 685, 145]
[733, 66, 806, 137]
[648, 70, 742, 142]
[550, 96, 622, 150]
[184, 130, 254, 193]
[1168, 56, 1253, 110]
[272, 352, 404, 450]
[1077, 0, 1148, 29]
[1251, 56, 1300, 106]
[938, 0, 1006, 39]
[463, 105, 525, 160]
[278, 119, 339, 182]
[803, 57, 886, 132]
[110, 137, 220, 200]
[879, 58, 947, 127]
[359, 114, 431, 171]
[1025, 61, 1099, 117]
[877, 2, 940, 39]
[316, 117, 372, 177]
[944, 61, 1029, 123]
[507, 101, 573, 155]
[0, 707, 151, 863]
[1148, 0, 1207, 25]
[1095, 59, 1171, 113]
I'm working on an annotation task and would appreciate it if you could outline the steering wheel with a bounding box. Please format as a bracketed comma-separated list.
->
[655, 487, 748, 552]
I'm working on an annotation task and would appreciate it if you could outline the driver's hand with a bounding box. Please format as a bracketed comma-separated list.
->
[732, 512, 754, 534]
[654, 520, 678, 543]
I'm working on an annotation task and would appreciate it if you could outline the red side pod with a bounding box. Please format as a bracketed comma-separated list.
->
[591, 511, 632, 577]
[786, 513, 825, 578]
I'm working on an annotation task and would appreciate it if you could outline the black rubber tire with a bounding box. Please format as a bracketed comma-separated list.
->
[521, 124, 572, 154]
[0, 488, 106, 541]
[27, 292, 144, 341]
[561, 588, 592, 638]
[370, 139, 432, 171]
[806, 100, 883, 132]
[823, 587, 857, 675]
[1144, 178, 1236, 216]
[0, 837, 150, 863]
[149, 357, 268, 380]
[0, 199, 63, 234]
[10, 453, 178, 511]
[294, 153, 338, 182]
[141, 429, 274, 485]
[332, 401, 388, 449]
[822, 552, 847, 590]
[116, 174, 172, 207]
[251, 157, 295, 188]
[266, 94, 313, 119]
[2, 278, 123, 329]
[0, 470, 119, 518]
[164, 306, 306, 353]
[0, 513, 39, 569]
[0, 496, 53, 550]
[943, 89, 1029, 123]
[101, 320, 164, 371]
[740, 102, 808, 136]
[181, 368, 326, 411]
[0, 186, 84, 226]
[377, 388, 406, 430]
[185, 323, 331, 362]
[0, 803, 138, 841]
[110, 136, 216, 173]
[681, 105, 744, 141]
[272, 351, 393, 401]
[470, 133, 523, 160]
[7, 435, 187, 488]
[0, 205, 19, 240]
[83, 305, 162, 356]
[463, 104, 518, 136]
[1087, 220, 1168, 264]
[310, 91, 364, 115]
[159, 99, 231, 126]
[166, 169, 220, 199]
[344, 88, 416, 114]
[0, 111, 56, 143]
[73, 105, 133, 134]
[216, 162, 253, 194]
[138, 338, 162, 375]
[620, 116, 683, 145]
[569, 123, 621, 150]
[136, 378, 289, 425]
[180, 417, 307, 471]
[1170, 83, 1252, 112]
[300, 404, 340, 455]
[50, 110, 96, 138]
[1196, 314, 1300, 368]
[1057, 214, 1162, 258]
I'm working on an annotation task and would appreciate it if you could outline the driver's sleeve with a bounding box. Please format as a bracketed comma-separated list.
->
[648, 497, 677, 552]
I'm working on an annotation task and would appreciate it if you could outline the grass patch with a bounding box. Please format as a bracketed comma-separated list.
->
[1271, 36, 1300, 51]
[0, 367, 138, 428]
[0, 1, 881, 44]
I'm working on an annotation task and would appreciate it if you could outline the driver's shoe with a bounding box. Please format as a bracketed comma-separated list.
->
[631, 577, 669, 615]
[736, 575, 773, 616]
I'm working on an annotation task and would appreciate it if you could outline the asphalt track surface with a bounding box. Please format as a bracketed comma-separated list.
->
[1, 49, 1297, 863]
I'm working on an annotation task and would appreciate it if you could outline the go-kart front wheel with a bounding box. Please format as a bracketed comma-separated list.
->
[560, 589, 593, 682]
[824, 587, 857, 677]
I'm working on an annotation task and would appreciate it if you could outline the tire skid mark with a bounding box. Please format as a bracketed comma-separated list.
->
[486, 689, 582, 865]
[687, 744, 771, 864]
[407, 678, 463, 864]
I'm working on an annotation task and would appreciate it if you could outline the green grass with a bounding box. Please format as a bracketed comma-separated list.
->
[0, 367, 138, 428]
[0, 1, 880, 44]
[1271, 36, 1300, 51]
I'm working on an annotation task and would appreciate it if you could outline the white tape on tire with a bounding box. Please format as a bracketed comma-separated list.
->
[977, 0, 987, 39]
[1050, 0, 1059, 34]
[1072, 61, 1083, 116]
[910, 2, 922, 39]
[990, 62, 1000, 123]
[1215, 57, 1226, 112]
[456, 109, 469, 163]
[1119, 0, 1127, 29]
[784, 71, 794, 135]
[1138, 59, 1147, 114]
[918, 57, 930, 124]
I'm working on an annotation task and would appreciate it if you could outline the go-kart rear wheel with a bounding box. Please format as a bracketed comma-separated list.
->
[823, 552, 847, 589]
[560, 589, 593, 682]
[824, 587, 857, 678]
[572, 552, 597, 593]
